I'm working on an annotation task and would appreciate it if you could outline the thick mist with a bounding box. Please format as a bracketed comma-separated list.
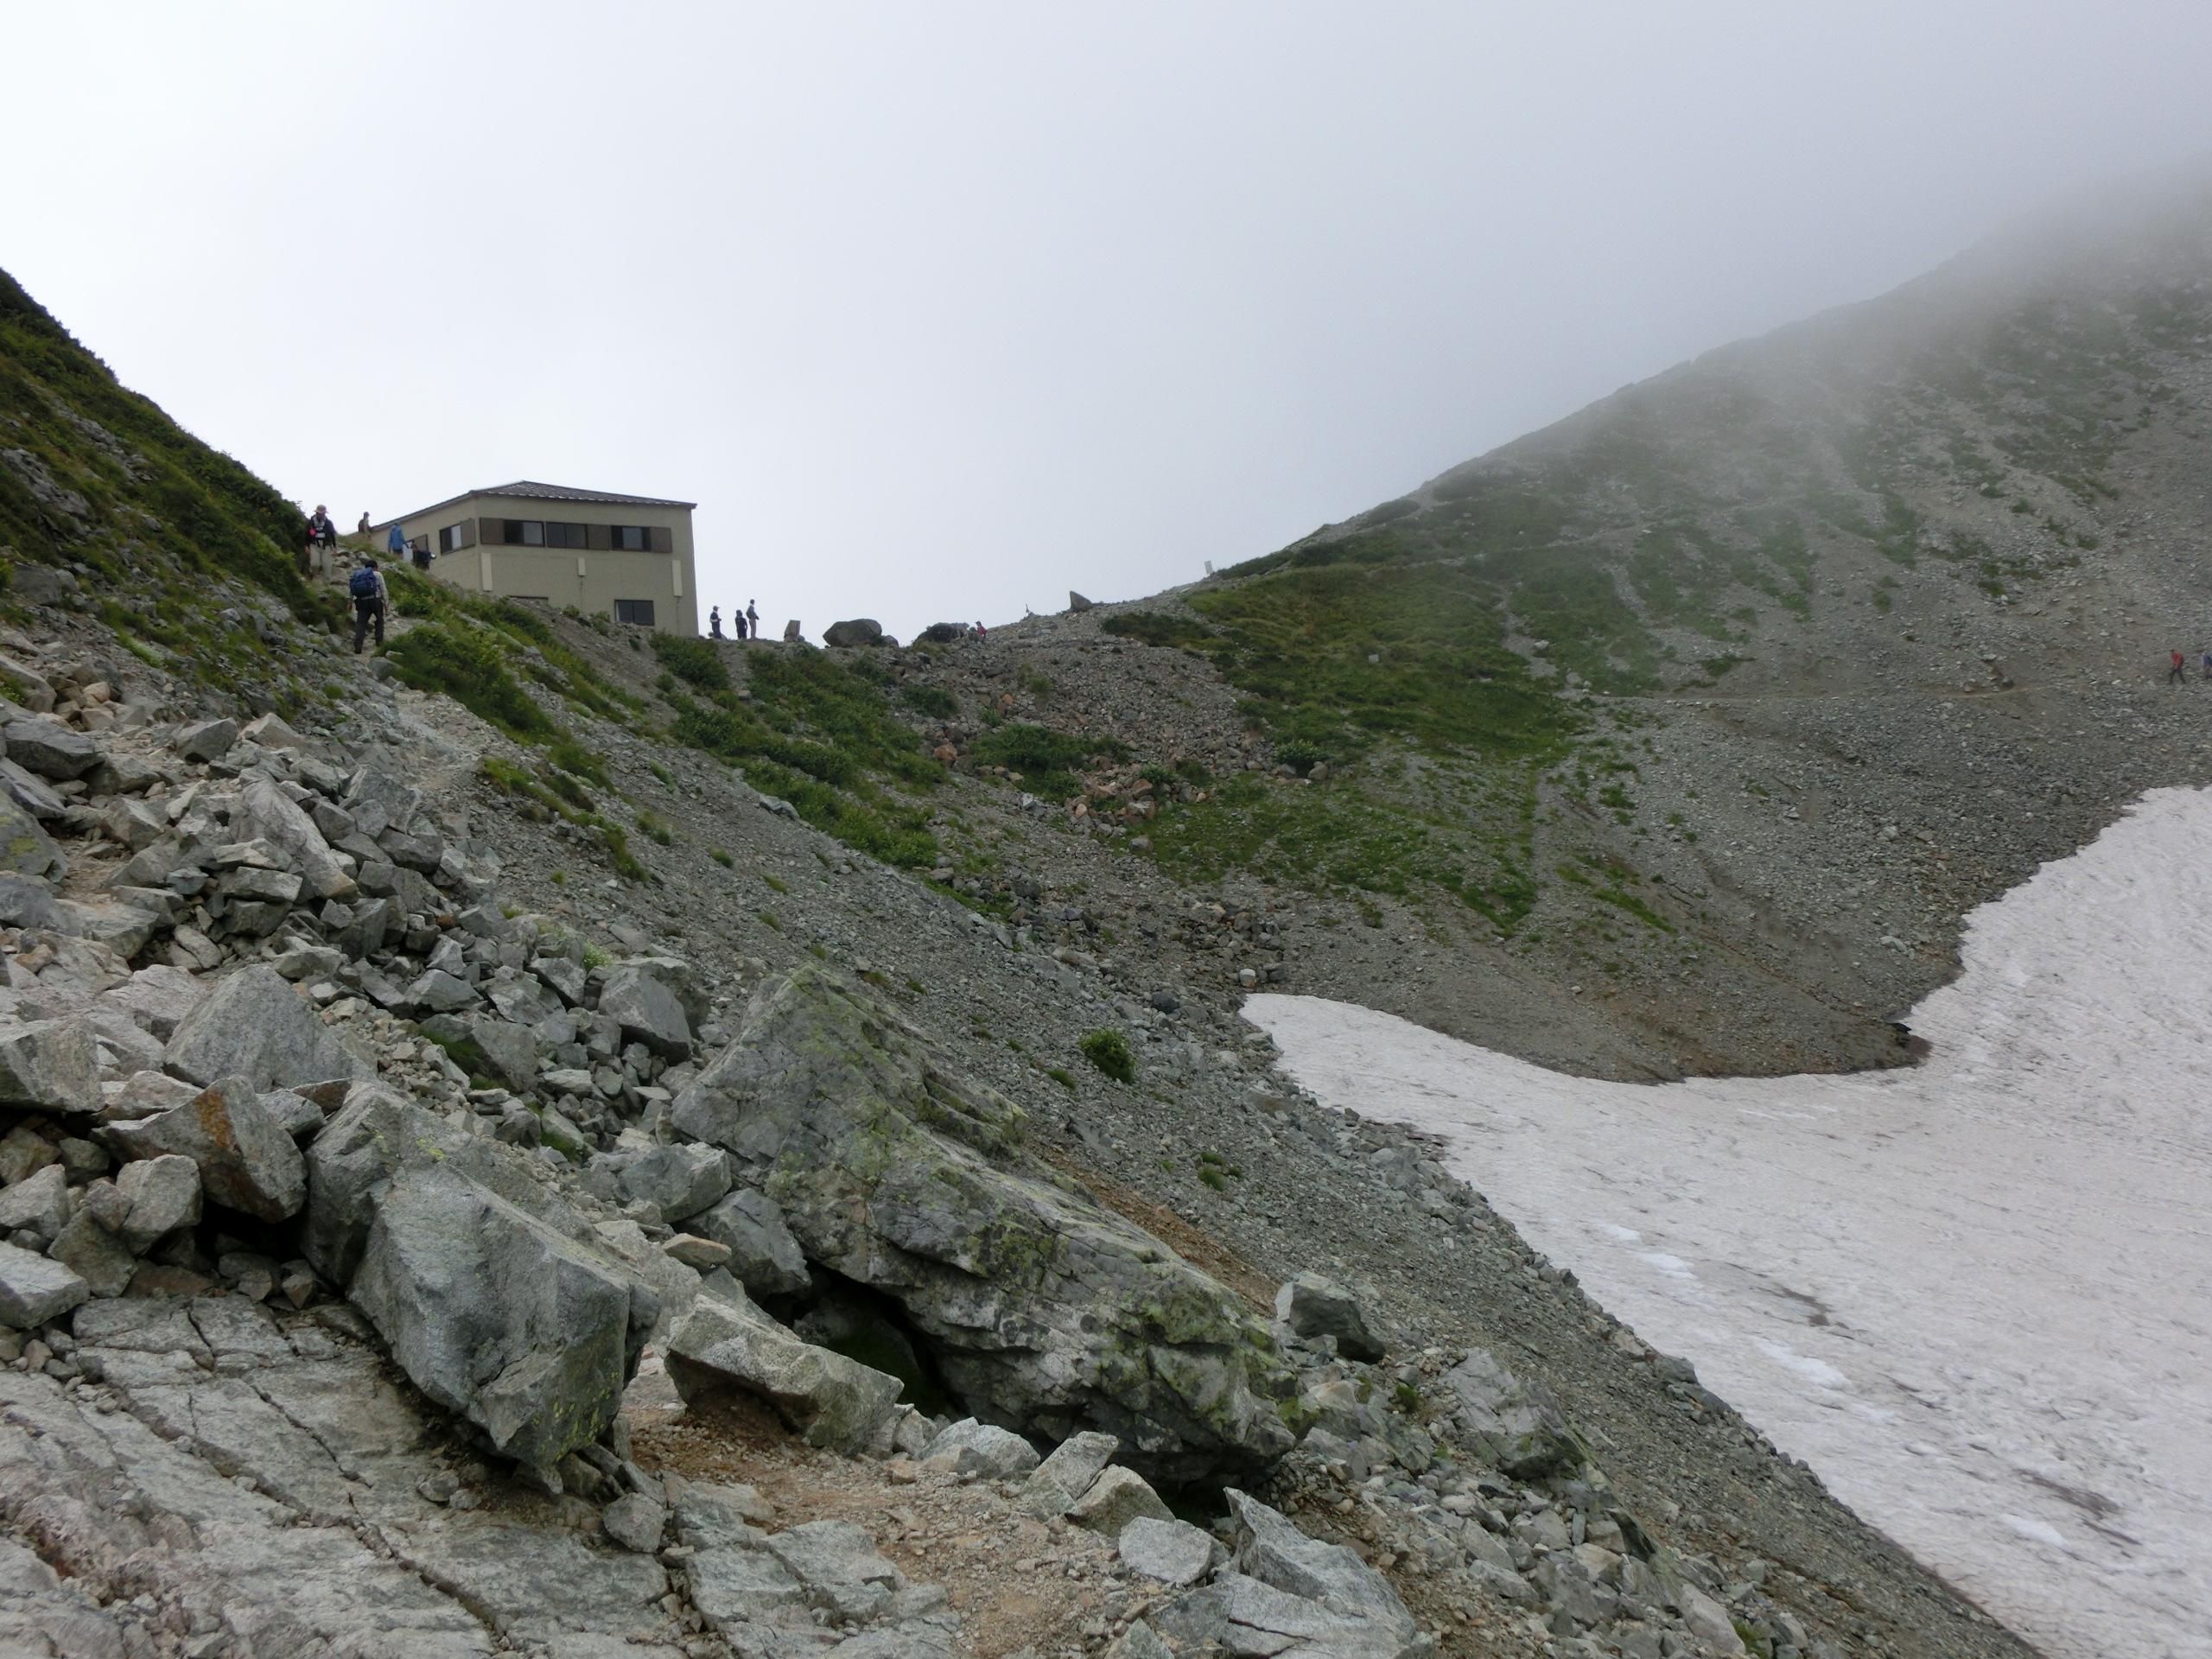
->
[4, 3, 2212, 638]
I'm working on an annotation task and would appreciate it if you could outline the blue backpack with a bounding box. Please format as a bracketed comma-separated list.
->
[348, 569, 379, 598]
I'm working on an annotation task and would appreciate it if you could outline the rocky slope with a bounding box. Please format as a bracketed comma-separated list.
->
[871, 163, 2212, 1083]
[5, 193, 2182, 1659]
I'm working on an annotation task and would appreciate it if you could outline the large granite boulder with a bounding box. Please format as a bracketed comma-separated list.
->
[670, 968, 1296, 1482]
[163, 965, 372, 1091]
[351, 1164, 640, 1470]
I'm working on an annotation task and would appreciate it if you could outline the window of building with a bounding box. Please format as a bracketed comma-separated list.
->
[613, 599, 656, 626]
[502, 520, 546, 546]
[546, 522, 588, 549]
[437, 524, 466, 554]
[612, 525, 650, 551]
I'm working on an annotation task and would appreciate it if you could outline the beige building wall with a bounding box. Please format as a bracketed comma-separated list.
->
[378, 491, 698, 636]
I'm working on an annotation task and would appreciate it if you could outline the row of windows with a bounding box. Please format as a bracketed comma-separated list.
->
[496, 519, 667, 552]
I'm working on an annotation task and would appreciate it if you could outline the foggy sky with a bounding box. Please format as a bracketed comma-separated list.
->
[6, 3, 2211, 639]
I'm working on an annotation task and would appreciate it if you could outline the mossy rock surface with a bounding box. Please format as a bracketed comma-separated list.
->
[670, 966, 1297, 1483]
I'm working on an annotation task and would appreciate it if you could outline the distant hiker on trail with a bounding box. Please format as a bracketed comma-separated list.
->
[386, 522, 407, 563]
[411, 537, 432, 573]
[745, 601, 759, 638]
[734, 607, 747, 640]
[356, 512, 371, 536]
[308, 505, 336, 552]
[2201, 650, 2209, 681]
[349, 559, 390, 654]
[709, 606, 723, 639]
[973, 620, 988, 643]
[2170, 650, 2188, 685]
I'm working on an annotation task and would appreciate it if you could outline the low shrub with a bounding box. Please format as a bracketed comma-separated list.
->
[1078, 1027, 1135, 1085]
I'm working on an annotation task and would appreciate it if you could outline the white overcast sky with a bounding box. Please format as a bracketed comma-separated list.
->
[5, 3, 2210, 639]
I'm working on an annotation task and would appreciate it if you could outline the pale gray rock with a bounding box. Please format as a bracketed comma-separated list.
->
[619, 1141, 730, 1223]
[1275, 1273, 1385, 1363]
[388, 1519, 668, 1646]
[1033, 1428, 1121, 1498]
[689, 1545, 805, 1632]
[107, 1077, 307, 1222]
[352, 1164, 639, 1469]
[0, 870, 62, 929]
[467, 1014, 543, 1091]
[302, 1082, 605, 1286]
[669, 968, 1295, 1481]
[1068, 1466, 1173, 1534]
[1119, 1516, 1225, 1587]
[1225, 1489, 1419, 1644]
[764, 1518, 906, 1620]
[692, 1185, 810, 1297]
[48, 1207, 136, 1295]
[100, 963, 209, 1039]
[0, 757, 64, 821]
[621, 955, 710, 1026]
[117, 1152, 201, 1250]
[0, 1015, 100, 1113]
[488, 976, 560, 1029]
[597, 965, 690, 1060]
[1678, 1583, 1750, 1656]
[101, 1067, 202, 1121]
[918, 1417, 1039, 1479]
[405, 969, 480, 1014]
[5, 717, 100, 779]
[665, 1276, 904, 1452]
[0, 653, 53, 709]
[601, 1491, 667, 1553]
[258, 1085, 327, 1141]
[102, 793, 169, 849]
[240, 711, 309, 751]
[0, 1240, 87, 1325]
[1443, 1347, 1585, 1480]
[57, 897, 161, 958]
[536, 954, 589, 1007]
[163, 964, 372, 1090]
[175, 717, 239, 761]
[271, 942, 344, 982]
[674, 1479, 774, 1547]
[661, 1234, 729, 1269]
[0, 794, 66, 879]
[0, 1163, 72, 1236]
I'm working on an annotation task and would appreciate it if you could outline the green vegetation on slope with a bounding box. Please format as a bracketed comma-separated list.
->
[661, 643, 945, 867]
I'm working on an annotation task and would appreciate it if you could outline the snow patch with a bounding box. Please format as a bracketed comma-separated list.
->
[1250, 786, 2212, 1659]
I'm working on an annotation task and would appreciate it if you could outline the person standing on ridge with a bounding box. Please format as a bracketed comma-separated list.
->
[386, 521, 408, 565]
[709, 606, 723, 639]
[2200, 650, 2209, 681]
[734, 607, 747, 639]
[745, 600, 759, 639]
[356, 512, 372, 537]
[349, 558, 390, 654]
[2169, 649, 2188, 685]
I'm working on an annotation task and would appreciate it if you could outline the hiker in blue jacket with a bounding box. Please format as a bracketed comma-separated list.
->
[350, 559, 391, 653]
[386, 522, 407, 562]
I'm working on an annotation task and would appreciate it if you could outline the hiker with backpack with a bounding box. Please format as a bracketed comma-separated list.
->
[350, 559, 391, 653]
